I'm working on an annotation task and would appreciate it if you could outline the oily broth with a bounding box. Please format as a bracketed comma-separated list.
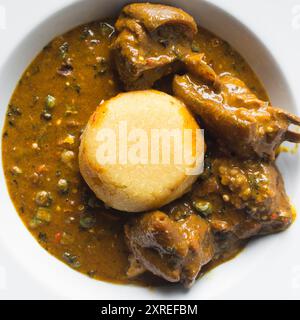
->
[2, 20, 268, 285]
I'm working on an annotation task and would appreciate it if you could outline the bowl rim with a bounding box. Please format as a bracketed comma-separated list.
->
[0, 0, 299, 300]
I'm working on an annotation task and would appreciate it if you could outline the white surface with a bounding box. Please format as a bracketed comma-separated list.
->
[0, 0, 300, 300]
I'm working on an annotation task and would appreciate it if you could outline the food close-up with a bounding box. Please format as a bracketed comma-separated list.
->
[2, 2, 300, 292]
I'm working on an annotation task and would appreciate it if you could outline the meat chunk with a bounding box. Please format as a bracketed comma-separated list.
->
[125, 210, 214, 287]
[126, 254, 146, 278]
[119, 3, 197, 36]
[182, 53, 217, 84]
[189, 153, 294, 262]
[173, 73, 300, 160]
[112, 3, 197, 90]
[125, 155, 293, 287]
[192, 155, 293, 237]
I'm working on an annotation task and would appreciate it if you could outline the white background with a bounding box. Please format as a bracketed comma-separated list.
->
[0, 0, 300, 299]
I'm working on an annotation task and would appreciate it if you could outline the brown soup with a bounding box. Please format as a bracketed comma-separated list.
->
[2, 20, 268, 285]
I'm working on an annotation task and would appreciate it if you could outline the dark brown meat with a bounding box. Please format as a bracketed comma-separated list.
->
[125, 154, 293, 287]
[112, 4, 297, 288]
[119, 3, 197, 36]
[192, 155, 293, 237]
[173, 73, 300, 160]
[125, 210, 214, 287]
[189, 153, 294, 263]
[112, 3, 197, 90]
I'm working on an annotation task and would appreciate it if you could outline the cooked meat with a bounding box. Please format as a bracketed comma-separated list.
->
[173, 73, 300, 160]
[4, 2, 297, 290]
[185, 153, 293, 263]
[125, 151, 293, 286]
[119, 3, 197, 36]
[192, 155, 293, 237]
[127, 255, 146, 278]
[182, 53, 217, 84]
[112, 3, 197, 90]
[125, 210, 214, 287]
[91, 5, 300, 286]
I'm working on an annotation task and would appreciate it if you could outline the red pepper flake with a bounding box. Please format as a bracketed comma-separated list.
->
[271, 213, 278, 220]
[54, 232, 62, 243]
[145, 59, 155, 66]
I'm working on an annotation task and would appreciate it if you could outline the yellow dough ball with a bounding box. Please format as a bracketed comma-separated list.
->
[79, 90, 204, 212]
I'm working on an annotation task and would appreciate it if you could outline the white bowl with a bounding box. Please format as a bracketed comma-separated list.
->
[0, 0, 300, 299]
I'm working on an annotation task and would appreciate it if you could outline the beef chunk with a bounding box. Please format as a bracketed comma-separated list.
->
[125, 210, 214, 287]
[119, 3, 197, 36]
[112, 3, 197, 90]
[192, 155, 293, 237]
[173, 73, 300, 160]
[125, 155, 293, 287]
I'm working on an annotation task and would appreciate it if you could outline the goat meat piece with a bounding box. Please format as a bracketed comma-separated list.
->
[125, 210, 214, 287]
[112, 3, 197, 90]
[173, 73, 300, 160]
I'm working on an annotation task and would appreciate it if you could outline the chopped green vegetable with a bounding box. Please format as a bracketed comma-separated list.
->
[65, 105, 78, 116]
[29, 216, 44, 229]
[192, 200, 213, 216]
[59, 42, 69, 59]
[57, 178, 69, 194]
[36, 207, 52, 222]
[62, 252, 81, 268]
[29, 208, 52, 229]
[170, 202, 193, 221]
[61, 149, 75, 166]
[99, 22, 115, 37]
[191, 40, 200, 53]
[35, 191, 53, 207]
[45, 95, 56, 109]
[80, 212, 96, 229]
[248, 174, 261, 191]
[87, 195, 102, 208]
